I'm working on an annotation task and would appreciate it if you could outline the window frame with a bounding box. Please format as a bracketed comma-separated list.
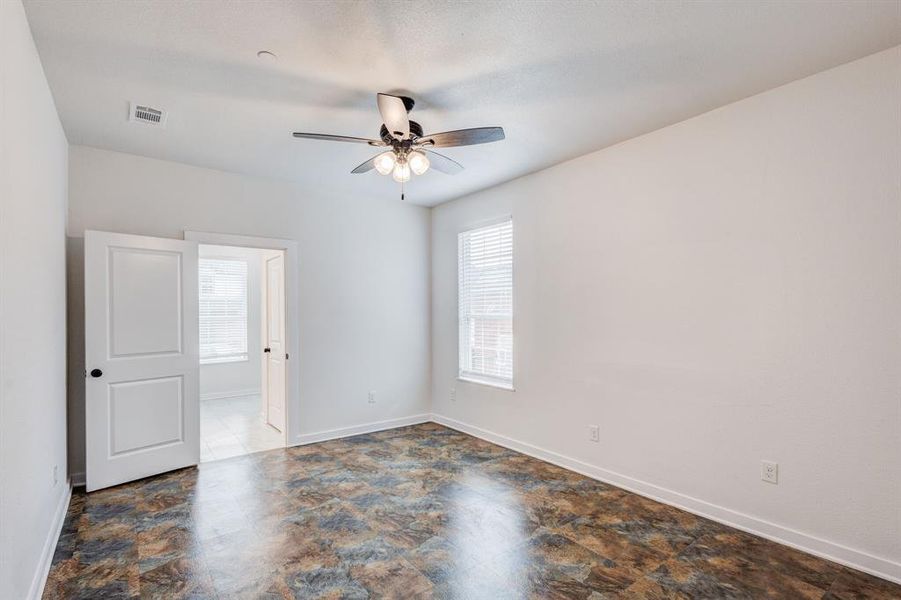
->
[457, 217, 515, 391]
[198, 256, 250, 365]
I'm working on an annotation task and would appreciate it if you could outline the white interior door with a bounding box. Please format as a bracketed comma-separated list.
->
[265, 253, 286, 431]
[85, 231, 199, 491]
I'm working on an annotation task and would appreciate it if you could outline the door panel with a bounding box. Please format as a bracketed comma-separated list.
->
[109, 376, 184, 456]
[85, 231, 199, 492]
[265, 253, 286, 432]
[109, 248, 183, 357]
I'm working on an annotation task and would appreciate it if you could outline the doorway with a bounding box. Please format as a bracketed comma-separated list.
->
[198, 244, 286, 461]
[84, 230, 298, 490]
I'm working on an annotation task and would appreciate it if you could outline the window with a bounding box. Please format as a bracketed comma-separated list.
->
[199, 258, 248, 364]
[458, 219, 513, 389]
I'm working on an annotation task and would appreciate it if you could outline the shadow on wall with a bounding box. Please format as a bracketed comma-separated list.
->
[66, 236, 86, 480]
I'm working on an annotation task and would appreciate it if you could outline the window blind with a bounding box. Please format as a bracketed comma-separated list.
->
[199, 258, 248, 363]
[458, 219, 513, 388]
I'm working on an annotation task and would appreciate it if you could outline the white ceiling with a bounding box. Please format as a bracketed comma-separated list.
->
[23, 1, 901, 207]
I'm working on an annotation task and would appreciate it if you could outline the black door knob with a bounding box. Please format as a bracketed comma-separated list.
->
[90, 369, 103, 378]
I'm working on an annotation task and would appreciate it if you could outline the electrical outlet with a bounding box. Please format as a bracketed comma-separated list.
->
[368, 391, 376, 404]
[52, 465, 58, 486]
[761, 460, 778, 484]
[450, 387, 456, 402]
[588, 425, 600, 443]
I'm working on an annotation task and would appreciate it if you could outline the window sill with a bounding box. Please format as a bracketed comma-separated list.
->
[200, 356, 248, 365]
[457, 376, 515, 391]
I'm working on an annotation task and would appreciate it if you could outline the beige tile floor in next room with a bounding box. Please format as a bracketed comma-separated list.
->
[200, 394, 284, 461]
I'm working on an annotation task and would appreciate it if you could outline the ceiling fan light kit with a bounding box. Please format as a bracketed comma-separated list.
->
[292, 93, 505, 199]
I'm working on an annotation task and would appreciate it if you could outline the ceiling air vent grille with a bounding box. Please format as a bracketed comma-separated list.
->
[129, 102, 168, 127]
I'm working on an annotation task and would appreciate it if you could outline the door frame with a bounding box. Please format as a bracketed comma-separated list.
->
[185, 231, 299, 446]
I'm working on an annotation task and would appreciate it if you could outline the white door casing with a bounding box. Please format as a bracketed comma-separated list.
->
[185, 230, 297, 444]
[85, 231, 199, 491]
[265, 253, 286, 432]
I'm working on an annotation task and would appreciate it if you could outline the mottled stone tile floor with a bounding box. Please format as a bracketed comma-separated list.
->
[44, 423, 900, 599]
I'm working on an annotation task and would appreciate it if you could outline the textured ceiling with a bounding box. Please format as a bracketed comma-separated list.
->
[23, 0, 901, 206]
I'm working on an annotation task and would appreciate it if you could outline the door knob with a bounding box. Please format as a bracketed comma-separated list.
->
[90, 369, 103, 378]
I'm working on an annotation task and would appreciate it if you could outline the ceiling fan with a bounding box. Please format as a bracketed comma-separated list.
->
[292, 93, 505, 199]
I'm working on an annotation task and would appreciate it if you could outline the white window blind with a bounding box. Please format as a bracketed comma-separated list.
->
[199, 258, 248, 364]
[458, 219, 513, 388]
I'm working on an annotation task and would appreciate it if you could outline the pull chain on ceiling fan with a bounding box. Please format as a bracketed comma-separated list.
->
[292, 93, 505, 199]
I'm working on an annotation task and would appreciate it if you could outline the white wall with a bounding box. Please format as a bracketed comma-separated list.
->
[432, 47, 901, 580]
[198, 244, 264, 402]
[66, 145, 431, 476]
[0, 1, 70, 598]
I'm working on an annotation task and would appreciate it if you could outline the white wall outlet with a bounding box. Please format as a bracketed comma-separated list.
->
[52, 465, 58, 486]
[368, 391, 376, 404]
[450, 387, 456, 402]
[588, 425, 600, 443]
[761, 460, 778, 484]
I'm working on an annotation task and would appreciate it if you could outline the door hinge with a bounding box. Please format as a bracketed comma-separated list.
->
[264, 347, 271, 353]
[286, 353, 289, 360]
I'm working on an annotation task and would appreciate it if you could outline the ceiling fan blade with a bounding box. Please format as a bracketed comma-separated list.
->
[419, 127, 505, 148]
[377, 93, 410, 140]
[424, 150, 464, 175]
[350, 155, 379, 174]
[293, 132, 384, 146]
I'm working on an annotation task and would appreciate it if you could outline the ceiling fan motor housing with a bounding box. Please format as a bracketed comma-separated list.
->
[380, 120, 423, 144]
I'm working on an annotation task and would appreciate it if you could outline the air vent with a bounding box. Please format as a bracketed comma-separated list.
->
[129, 102, 168, 127]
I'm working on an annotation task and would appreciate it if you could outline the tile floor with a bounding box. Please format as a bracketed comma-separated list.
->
[200, 395, 284, 462]
[44, 423, 900, 599]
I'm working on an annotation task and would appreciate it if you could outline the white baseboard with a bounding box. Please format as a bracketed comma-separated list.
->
[200, 388, 260, 402]
[28, 482, 72, 600]
[291, 414, 431, 446]
[430, 413, 901, 585]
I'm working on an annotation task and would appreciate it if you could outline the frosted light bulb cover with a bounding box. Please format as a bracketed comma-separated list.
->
[392, 161, 411, 183]
[374, 152, 396, 175]
[408, 151, 430, 175]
